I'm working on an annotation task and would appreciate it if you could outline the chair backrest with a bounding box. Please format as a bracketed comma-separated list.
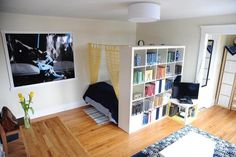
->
[0, 123, 8, 157]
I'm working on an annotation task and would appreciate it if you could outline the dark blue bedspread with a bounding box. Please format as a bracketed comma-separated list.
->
[83, 82, 118, 123]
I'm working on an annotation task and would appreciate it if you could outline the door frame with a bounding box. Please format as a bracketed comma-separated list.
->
[195, 24, 236, 108]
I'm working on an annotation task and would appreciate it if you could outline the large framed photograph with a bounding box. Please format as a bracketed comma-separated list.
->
[2, 32, 76, 88]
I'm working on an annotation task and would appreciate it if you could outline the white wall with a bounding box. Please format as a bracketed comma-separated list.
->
[137, 14, 236, 82]
[0, 12, 136, 118]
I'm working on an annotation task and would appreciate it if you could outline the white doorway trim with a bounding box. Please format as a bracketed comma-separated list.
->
[196, 24, 236, 83]
[195, 24, 236, 108]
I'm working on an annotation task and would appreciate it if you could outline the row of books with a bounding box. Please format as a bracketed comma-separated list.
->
[132, 99, 153, 116]
[133, 70, 144, 84]
[134, 51, 182, 67]
[132, 101, 143, 115]
[147, 52, 157, 65]
[144, 98, 154, 112]
[167, 51, 175, 62]
[143, 105, 168, 125]
[155, 79, 166, 94]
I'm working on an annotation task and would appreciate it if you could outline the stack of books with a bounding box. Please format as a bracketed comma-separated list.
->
[167, 51, 175, 62]
[145, 83, 155, 96]
[146, 52, 157, 65]
[133, 70, 144, 84]
[155, 79, 166, 94]
[156, 66, 166, 79]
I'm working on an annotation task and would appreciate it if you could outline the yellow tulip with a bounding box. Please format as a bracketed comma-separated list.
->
[18, 93, 23, 98]
[19, 96, 24, 102]
[29, 91, 34, 98]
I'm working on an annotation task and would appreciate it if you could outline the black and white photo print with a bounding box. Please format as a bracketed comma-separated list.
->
[3, 32, 75, 88]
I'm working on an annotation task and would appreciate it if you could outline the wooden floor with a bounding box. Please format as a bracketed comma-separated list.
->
[10, 105, 236, 157]
[20, 117, 89, 157]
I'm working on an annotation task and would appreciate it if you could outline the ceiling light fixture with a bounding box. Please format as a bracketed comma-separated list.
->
[128, 3, 160, 23]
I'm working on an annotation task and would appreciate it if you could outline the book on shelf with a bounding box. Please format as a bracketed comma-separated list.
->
[146, 52, 157, 65]
[133, 70, 144, 84]
[175, 64, 182, 75]
[154, 95, 163, 107]
[162, 105, 167, 116]
[145, 83, 155, 96]
[134, 54, 142, 66]
[155, 79, 166, 94]
[156, 108, 160, 120]
[132, 101, 143, 115]
[166, 65, 171, 76]
[142, 111, 152, 125]
[175, 50, 181, 61]
[145, 69, 153, 82]
[143, 113, 149, 125]
[165, 79, 173, 91]
[167, 51, 175, 62]
[156, 65, 166, 79]
[133, 92, 143, 100]
[144, 98, 154, 112]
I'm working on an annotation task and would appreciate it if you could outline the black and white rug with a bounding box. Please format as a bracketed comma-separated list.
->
[133, 125, 236, 157]
[83, 107, 110, 125]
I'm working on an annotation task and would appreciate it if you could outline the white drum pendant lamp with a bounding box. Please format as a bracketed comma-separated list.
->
[128, 3, 160, 23]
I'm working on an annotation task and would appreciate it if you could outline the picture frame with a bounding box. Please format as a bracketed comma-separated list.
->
[202, 39, 214, 87]
[1, 31, 77, 89]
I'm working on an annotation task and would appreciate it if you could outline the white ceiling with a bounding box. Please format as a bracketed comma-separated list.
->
[0, 0, 236, 21]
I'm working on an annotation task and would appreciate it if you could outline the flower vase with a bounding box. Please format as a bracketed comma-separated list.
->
[24, 112, 31, 129]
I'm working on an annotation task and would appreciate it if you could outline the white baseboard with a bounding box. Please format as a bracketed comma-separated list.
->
[29, 99, 87, 119]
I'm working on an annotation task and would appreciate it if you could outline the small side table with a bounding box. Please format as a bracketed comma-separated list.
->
[168, 99, 198, 125]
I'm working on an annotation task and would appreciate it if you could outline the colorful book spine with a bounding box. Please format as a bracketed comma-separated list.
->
[143, 113, 149, 125]
[156, 108, 160, 120]
[155, 81, 160, 94]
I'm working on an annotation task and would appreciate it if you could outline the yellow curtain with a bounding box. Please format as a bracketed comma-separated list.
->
[88, 43, 102, 84]
[105, 46, 120, 97]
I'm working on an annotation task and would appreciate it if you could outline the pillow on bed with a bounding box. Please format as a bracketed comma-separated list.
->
[104, 80, 112, 85]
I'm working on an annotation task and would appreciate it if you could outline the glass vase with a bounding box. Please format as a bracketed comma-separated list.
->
[24, 112, 31, 129]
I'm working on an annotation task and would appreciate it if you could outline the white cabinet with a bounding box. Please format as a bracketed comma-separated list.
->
[119, 46, 185, 133]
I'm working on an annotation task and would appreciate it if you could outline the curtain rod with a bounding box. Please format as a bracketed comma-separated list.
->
[88, 43, 129, 46]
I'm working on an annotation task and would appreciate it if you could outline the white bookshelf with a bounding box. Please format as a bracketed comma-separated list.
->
[119, 45, 185, 133]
